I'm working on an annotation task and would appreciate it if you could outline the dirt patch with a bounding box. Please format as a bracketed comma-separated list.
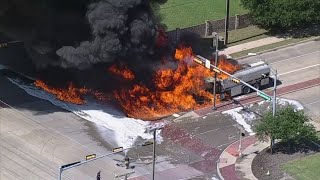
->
[252, 143, 319, 180]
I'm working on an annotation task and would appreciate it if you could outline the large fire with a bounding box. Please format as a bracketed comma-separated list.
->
[114, 46, 241, 119]
[34, 80, 88, 105]
[33, 46, 241, 120]
[108, 64, 135, 80]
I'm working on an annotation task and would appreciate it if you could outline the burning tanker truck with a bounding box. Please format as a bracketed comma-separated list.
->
[193, 55, 271, 99]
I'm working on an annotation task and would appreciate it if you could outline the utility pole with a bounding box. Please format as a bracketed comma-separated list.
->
[213, 33, 219, 110]
[224, 0, 230, 46]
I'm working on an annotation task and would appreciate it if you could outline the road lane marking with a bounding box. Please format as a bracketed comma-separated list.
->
[195, 124, 234, 136]
[270, 64, 320, 78]
[270, 50, 320, 65]
[305, 100, 320, 106]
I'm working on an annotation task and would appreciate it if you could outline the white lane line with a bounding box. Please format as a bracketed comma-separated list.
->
[270, 64, 320, 77]
[269, 50, 320, 65]
[305, 100, 320, 106]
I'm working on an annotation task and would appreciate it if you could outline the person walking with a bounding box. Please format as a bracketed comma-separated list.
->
[96, 170, 101, 180]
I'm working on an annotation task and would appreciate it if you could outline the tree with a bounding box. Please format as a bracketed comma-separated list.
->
[241, 0, 320, 29]
[254, 105, 318, 151]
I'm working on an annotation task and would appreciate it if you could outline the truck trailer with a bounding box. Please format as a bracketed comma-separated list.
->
[204, 60, 271, 99]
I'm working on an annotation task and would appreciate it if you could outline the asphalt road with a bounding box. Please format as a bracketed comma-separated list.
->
[0, 39, 319, 180]
[240, 40, 320, 119]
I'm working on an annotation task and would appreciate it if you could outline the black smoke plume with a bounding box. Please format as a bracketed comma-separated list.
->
[57, 0, 166, 69]
[0, 0, 167, 69]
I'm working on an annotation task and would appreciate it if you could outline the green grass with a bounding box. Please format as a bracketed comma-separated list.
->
[158, 0, 248, 30]
[230, 36, 315, 58]
[197, 26, 269, 55]
[281, 153, 320, 180]
[219, 26, 269, 46]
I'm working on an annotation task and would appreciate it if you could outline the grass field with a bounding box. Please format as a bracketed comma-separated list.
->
[230, 36, 316, 58]
[158, 0, 248, 30]
[281, 153, 320, 180]
[219, 26, 269, 46]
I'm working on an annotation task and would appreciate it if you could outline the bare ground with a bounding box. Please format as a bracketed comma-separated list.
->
[252, 143, 319, 180]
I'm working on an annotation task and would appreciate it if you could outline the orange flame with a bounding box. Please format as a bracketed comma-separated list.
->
[217, 56, 242, 80]
[34, 80, 88, 104]
[174, 46, 193, 60]
[108, 64, 135, 80]
[114, 46, 216, 120]
[34, 46, 241, 120]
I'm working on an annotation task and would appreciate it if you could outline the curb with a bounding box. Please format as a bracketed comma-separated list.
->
[233, 36, 320, 60]
[217, 135, 258, 180]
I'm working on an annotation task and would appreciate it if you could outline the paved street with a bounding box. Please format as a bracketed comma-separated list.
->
[0, 40, 319, 179]
[240, 40, 320, 118]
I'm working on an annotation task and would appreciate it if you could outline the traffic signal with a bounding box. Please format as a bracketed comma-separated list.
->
[213, 68, 221, 73]
[112, 146, 123, 152]
[232, 78, 241, 84]
[193, 57, 203, 65]
[85, 154, 96, 160]
[0, 43, 8, 48]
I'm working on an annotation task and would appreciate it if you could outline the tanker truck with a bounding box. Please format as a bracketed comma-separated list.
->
[194, 55, 271, 99]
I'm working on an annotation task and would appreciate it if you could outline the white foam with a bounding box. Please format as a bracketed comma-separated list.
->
[8, 78, 164, 148]
[224, 98, 304, 135]
[277, 98, 304, 110]
[222, 107, 255, 135]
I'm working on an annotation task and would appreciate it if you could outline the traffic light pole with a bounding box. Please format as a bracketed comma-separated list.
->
[152, 130, 156, 180]
[58, 142, 152, 180]
[272, 70, 277, 117]
[271, 69, 277, 153]
[213, 34, 219, 110]
[148, 127, 163, 180]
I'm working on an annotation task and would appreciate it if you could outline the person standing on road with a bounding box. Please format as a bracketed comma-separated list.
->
[96, 170, 101, 180]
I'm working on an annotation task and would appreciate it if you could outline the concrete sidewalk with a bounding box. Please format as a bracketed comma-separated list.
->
[220, 37, 286, 55]
[217, 135, 269, 180]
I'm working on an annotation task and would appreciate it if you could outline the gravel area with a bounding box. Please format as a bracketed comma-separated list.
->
[252, 143, 319, 180]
